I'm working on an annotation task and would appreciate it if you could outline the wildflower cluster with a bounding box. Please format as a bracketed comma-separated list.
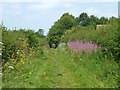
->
[67, 40, 101, 55]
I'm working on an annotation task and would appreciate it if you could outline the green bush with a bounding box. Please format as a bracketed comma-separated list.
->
[37, 37, 48, 47]
[2, 27, 29, 64]
[25, 30, 39, 48]
[62, 19, 119, 62]
[47, 13, 76, 48]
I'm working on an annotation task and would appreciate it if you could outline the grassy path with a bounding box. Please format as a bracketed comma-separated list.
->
[36, 49, 84, 88]
[2, 48, 85, 88]
[2, 48, 117, 88]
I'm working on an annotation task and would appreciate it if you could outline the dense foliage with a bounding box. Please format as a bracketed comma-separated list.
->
[62, 18, 119, 62]
[48, 12, 117, 48]
[1, 12, 119, 88]
[47, 12, 119, 87]
[25, 30, 39, 48]
[1, 26, 46, 65]
[47, 13, 76, 48]
[35, 29, 44, 38]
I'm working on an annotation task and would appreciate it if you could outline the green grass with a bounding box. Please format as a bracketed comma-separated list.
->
[2, 48, 119, 88]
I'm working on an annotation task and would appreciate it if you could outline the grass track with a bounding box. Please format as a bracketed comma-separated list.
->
[2, 48, 118, 88]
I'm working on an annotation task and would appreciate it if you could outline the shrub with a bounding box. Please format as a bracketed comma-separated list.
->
[62, 19, 119, 62]
[25, 30, 39, 48]
[2, 27, 29, 64]
[47, 13, 76, 48]
[38, 37, 48, 47]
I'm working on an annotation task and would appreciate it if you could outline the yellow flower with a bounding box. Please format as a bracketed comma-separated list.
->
[21, 60, 24, 64]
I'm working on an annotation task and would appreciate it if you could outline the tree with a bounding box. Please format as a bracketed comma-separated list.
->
[89, 15, 98, 24]
[99, 16, 108, 24]
[35, 29, 44, 37]
[76, 12, 90, 26]
[25, 30, 38, 48]
[56, 13, 76, 32]
[89, 15, 100, 29]
[109, 16, 116, 23]
[47, 13, 76, 48]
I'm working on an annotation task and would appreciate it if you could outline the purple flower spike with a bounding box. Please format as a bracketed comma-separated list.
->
[67, 40, 101, 56]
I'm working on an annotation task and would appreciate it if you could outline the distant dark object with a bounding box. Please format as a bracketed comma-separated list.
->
[52, 44, 55, 48]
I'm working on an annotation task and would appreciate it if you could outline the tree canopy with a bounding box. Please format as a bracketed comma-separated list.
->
[47, 12, 117, 48]
[35, 29, 44, 38]
[47, 13, 76, 47]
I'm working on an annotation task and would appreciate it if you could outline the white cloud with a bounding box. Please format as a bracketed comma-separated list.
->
[103, 12, 118, 18]
[1, 0, 36, 2]
[64, 3, 73, 8]
[14, 11, 22, 15]
[0, 3, 3, 24]
[84, 8, 99, 16]
[1, 0, 119, 3]
[65, 0, 118, 2]
[29, 3, 54, 9]
[27, 0, 59, 9]
[0, 6, 2, 14]
[29, 2, 73, 10]
[68, 8, 82, 17]
[10, 3, 22, 9]
[83, 8, 118, 18]
[2, 3, 22, 15]
[1, 0, 59, 3]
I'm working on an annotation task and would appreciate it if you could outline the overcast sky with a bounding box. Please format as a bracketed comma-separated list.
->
[0, 0, 119, 35]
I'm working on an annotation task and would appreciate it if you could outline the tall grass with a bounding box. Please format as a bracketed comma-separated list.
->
[66, 41, 119, 88]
